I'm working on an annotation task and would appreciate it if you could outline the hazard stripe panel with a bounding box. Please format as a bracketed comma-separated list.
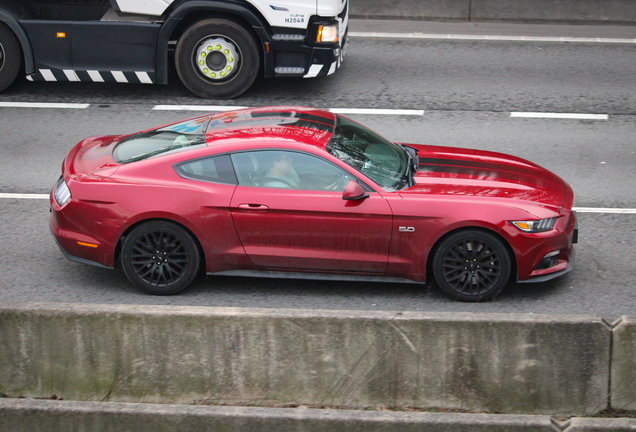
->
[27, 69, 155, 84]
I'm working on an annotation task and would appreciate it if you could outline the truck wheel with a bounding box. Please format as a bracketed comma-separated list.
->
[0, 22, 21, 93]
[175, 19, 259, 99]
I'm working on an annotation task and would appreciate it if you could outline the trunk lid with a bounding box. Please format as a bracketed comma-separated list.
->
[65, 135, 122, 178]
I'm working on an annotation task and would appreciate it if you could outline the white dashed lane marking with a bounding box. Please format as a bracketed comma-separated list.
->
[572, 208, 636, 214]
[152, 106, 425, 115]
[0, 103, 613, 121]
[349, 32, 636, 45]
[0, 194, 50, 199]
[328, 108, 425, 116]
[511, 112, 609, 120]
[152, 105, 249, 111]
[0, 102, 90, 109]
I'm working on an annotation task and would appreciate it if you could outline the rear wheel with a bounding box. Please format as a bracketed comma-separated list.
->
[175, 19, 260, 99]
[433, 230, 511, 302]
[0, 22, 21, 93]
[121, 221, 201, 295]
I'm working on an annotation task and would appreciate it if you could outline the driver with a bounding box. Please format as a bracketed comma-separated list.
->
[258, 152, 300, 188]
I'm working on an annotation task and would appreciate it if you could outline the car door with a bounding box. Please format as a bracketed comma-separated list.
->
[229, 150, 393, 272]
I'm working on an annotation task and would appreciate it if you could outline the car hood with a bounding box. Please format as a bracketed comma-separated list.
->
[65, 135, 123, 178]
[399, 144, 566, 210]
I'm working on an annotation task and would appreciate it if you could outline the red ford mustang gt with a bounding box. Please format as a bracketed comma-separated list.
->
[50, 106, 577, 301]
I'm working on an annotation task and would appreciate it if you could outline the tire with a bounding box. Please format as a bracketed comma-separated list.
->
[121, 221, 201, 295]
[175, 18, 259, 99]
[0, 22, 21, 93]
[432, 230, 511, 302]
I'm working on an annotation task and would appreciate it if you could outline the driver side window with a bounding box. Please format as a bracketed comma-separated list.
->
[231, 151, 353, 191]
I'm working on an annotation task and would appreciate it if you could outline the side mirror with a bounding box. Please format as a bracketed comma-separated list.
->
[343, 180, 370, 201]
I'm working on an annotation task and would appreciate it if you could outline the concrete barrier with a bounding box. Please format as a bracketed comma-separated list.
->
[471, 0, 636, 25]
[566, 417, 636, 431]
[0, 399, 560, 432]
[350, 0, 470, 21]
[0, 303, 610, 415]
[611, 316, 636, 411]
[2, 399, 636, 432]
[350, 0, 636, 25]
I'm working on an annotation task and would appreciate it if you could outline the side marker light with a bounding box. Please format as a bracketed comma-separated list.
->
[77, 241, 98, 248]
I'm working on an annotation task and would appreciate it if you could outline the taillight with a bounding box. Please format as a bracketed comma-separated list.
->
[54, 176, 71, 206]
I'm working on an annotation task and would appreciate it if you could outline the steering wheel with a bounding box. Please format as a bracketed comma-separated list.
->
[298, 173, 350, 191]
[260, 176, 297, 189]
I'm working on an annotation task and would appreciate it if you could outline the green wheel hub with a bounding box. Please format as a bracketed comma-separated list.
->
[195, 37, 239, 80]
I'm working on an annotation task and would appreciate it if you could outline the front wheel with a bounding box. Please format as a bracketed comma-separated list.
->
[175, 19, 260, 99]
[121, 221, 201, 295]
[432, 230, 511, 302]
[0, 22, 21, 93]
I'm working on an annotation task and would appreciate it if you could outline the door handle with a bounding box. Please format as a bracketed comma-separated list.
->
[238, 203, 269, 211]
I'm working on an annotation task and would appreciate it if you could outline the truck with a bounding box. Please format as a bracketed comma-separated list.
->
[0, 0, 348, 98]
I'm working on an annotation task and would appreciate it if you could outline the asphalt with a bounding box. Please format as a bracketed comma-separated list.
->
[1, 18, 636, 427]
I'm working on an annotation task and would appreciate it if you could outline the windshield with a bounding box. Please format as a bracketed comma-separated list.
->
[113, 116, 211, 164]
[326, 115, 411, 191]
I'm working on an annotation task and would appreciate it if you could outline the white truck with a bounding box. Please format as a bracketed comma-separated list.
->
[0, 0, 348, 98]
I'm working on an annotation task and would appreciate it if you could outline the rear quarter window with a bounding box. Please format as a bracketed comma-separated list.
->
[175, 154, 237, 185]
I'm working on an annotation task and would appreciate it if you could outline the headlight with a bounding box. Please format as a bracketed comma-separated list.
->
[54, 176, 71, 206]
[510, 217, 557, 233]
[316, 24, 339, 43]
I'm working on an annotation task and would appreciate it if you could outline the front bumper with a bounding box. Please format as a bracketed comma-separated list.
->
[516, 210, 578, 283]
[268, 29, 348, 79]
[518, 248, 574, 283]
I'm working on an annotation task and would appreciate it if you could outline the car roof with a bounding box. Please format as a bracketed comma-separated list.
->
[204, 106, 336, 151]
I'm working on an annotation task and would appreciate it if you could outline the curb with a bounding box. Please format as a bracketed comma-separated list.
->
[2, 399, 636, 431]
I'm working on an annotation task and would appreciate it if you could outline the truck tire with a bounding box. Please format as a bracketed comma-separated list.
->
[0, 22, 21, 93]
[175, 18, 259, 99]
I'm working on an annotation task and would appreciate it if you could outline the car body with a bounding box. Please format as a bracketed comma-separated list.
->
[50, 106, 577, 301]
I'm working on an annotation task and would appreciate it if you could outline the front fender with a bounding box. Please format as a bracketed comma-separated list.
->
[0, 8, 34, 73]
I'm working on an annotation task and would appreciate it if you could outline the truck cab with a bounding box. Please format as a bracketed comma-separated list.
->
[0, 0, 348, 98]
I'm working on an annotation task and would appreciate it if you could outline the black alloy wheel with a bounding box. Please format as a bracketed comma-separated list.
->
[433, 230, 511, 302]
[121, 221, 201, 295]
[175, 18, 260, 99]
[0, 22, 21, 93]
